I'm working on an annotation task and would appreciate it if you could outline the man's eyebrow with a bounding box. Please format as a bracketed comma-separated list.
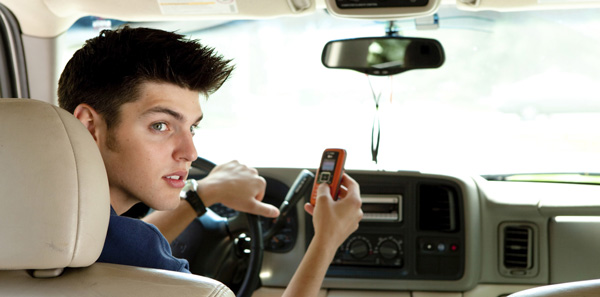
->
[142, 106, 203, 123]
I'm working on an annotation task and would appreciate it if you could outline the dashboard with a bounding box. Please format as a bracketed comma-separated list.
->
[186, 166, 600, 295]
[258, 168, 482, 292]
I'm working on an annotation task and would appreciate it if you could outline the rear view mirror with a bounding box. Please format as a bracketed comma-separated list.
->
[322, 37, 445, 76]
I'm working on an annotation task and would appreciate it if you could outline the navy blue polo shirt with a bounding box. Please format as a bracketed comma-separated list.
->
[97, 207, 190, 273]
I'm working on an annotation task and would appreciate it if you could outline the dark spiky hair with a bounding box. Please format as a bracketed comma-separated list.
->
[58, 26, 234, 129]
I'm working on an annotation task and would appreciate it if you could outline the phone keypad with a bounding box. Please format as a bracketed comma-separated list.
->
[319, 172, 332, 183]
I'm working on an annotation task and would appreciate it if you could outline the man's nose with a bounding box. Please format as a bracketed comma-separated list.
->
[175, 132, 198, 162]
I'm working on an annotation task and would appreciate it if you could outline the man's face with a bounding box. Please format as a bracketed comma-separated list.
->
[99, 81, 202, 211]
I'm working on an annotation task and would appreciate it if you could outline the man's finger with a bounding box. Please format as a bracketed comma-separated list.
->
[253, 176, 267, 202]
[337, 185, 348, 199]
[316, 183, 332, 201]
[304, 203, 315, 216]
[341, 173, 359, 193]
[251, 201, 280, 218]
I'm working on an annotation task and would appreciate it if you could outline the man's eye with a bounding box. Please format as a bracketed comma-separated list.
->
[190, 125, 199, 136]
[151, 122, 168, 132]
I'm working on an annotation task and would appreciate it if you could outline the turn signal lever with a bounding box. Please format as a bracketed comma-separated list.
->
[263, 169, 314, 241]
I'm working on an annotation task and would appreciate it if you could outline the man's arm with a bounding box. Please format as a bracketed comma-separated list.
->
[283, 174, 363, 297]
[143, 160, 279, 242]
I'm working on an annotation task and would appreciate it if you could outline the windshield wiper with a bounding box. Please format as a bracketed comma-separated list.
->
[482, 172, 600, 185]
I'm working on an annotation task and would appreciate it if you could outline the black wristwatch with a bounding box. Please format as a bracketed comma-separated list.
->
[181, 179, 207, 217]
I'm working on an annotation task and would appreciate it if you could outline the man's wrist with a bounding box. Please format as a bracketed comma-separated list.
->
[181, 179, 207, 217]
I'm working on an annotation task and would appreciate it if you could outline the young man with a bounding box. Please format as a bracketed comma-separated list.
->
[58, 26, 363, 296]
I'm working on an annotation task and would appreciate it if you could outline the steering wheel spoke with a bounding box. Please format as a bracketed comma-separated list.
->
[227, 212, 252, 234]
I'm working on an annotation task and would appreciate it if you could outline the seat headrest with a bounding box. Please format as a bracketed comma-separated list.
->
[0, 98, 110, 270]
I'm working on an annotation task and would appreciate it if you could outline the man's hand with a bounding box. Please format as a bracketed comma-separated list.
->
[196, 160, 280, 218]
[282, 173, 362, 297]
[304, 173, 363, 249]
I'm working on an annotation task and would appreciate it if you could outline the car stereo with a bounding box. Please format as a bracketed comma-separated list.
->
[361, 195, 402, 222]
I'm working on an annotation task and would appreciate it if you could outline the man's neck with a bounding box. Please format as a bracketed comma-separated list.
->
[109, 188, 139, 215]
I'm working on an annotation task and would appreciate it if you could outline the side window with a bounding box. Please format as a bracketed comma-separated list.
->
[0, 4, 28, 98]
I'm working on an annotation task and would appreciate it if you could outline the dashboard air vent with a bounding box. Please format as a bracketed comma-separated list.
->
[503, 225, 532, 269]
[418, 184, 457, 232]
[500, 222, 537, 277]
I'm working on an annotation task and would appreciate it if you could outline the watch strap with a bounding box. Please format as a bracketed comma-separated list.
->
[181, 179, 207, 217]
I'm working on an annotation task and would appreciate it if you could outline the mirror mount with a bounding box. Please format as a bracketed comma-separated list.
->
[385, 21, 400, 37]
[385, 21, 400, 36]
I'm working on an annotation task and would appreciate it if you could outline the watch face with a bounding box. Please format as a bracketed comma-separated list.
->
[181, 179, 198, 198]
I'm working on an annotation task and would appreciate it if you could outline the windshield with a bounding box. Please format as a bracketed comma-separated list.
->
[61, 5, 600, 175]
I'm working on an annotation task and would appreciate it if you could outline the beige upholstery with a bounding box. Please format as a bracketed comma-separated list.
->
[0, 263, 234, 296]
[509, 279, 600, 297]
[0, 98, 108, 269]
[0, 98, 234, 297]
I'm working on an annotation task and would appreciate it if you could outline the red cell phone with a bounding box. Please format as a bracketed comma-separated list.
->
[310, 148, 346, 205]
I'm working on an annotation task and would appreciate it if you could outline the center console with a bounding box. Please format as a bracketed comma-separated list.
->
[306, 172, 466, 281]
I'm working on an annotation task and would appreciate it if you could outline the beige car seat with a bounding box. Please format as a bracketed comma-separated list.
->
[0, 98, 234, 297]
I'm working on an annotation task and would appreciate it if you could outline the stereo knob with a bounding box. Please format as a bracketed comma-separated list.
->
[379, 240, 400, 260]
[348, 239, 370, 259]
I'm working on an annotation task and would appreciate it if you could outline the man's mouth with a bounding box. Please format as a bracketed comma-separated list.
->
[163, 172, 187, 188]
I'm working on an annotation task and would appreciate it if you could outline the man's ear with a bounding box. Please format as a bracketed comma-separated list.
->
[73, 103, 103, 143]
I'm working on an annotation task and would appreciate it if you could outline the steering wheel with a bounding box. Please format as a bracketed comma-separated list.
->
[170, 157, 263, 297]
[170, 157, 314, 297]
